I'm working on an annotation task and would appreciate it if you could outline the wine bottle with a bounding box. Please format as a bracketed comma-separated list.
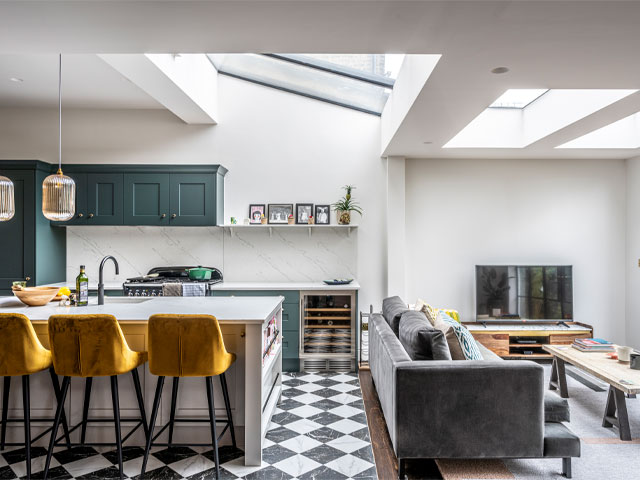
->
[76, 265, 89, 306]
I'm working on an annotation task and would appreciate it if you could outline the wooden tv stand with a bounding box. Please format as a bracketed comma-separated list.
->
[463, 321, 593, 360]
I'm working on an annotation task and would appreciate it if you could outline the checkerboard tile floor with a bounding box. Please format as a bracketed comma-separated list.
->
[0, 372, 377, 479]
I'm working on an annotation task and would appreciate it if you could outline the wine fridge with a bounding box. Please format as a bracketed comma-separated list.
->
[299, 290, 356, 372]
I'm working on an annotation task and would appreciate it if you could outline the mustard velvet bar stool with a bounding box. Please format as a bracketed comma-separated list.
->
[141, 314, 237, 479]
[43, 314, 149, 480]
[0, 313, 71, 479]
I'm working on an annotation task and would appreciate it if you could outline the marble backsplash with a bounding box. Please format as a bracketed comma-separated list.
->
[66, 226, 357, 285]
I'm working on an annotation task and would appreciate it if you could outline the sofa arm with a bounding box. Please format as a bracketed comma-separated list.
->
[394, 360, 545, 459]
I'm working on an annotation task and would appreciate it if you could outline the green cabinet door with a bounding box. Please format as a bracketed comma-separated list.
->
[169, 173, 216, 226]
[51, 172, 87, 226]
[123, 173, 169, 225]
[0, 171, 35, 293]
[86, 173, 123, 225]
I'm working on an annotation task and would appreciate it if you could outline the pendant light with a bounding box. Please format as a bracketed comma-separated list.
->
[42, 54, 75, 221]
[0, 174, 14, 221]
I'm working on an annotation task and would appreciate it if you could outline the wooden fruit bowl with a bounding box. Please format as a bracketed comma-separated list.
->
[12, 286, 61, 306]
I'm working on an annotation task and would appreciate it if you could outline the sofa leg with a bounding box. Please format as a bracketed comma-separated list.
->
[562, 458, 572, 478]
[398, 458, 406, 479]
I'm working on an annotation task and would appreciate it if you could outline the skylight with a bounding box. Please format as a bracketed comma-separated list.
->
[207, 54, 403, 115]
[489, 89, 549, 109]
[557, 112, 640, 149]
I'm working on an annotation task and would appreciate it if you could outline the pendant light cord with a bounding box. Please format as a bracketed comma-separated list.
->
[58, 54, 62, 173]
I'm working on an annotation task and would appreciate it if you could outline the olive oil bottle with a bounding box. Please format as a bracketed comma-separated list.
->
[76, 265, 89, 306]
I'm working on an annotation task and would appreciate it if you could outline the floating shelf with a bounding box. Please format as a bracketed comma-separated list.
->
[222, 224, 357, 238]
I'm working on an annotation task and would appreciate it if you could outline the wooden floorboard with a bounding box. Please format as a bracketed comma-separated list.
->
[359, 369, 443, 480]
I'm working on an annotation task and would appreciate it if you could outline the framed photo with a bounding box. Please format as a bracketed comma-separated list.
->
[315, 205, 330, 224]
[249, 204, 265, 224]
[296, 204, 314, 224]
[268, 204, 294, 224]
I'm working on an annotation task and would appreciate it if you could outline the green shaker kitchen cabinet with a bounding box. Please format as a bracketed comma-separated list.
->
[124, 173, 170, 225]
[0, 161, 66, 294]
[50, 165, 227, 227]
[169, 173, 218, 226]
[87, 173, 124, 225]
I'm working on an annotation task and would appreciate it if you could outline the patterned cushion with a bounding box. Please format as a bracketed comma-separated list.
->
[415, 298, 440, 326]
[438, 311, 482, 360]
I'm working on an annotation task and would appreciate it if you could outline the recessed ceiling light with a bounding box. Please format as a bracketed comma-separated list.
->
[9, 77, 23, 83]
[423, 141, 433, 144]
[491, 67, 509, 74]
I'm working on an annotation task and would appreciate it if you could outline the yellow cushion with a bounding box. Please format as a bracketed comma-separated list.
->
[415, 299, 461, 324]
[148, 314, 236, 377]
[0, 313, 52, 376]
[48, 314, 147, 377]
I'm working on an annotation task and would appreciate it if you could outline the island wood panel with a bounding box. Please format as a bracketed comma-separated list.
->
[471, 333, 509, 356]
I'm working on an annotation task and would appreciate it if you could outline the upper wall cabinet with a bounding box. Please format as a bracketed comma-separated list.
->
[51, 165, 226, 227]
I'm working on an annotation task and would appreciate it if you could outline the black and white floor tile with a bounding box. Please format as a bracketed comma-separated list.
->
[0, 372, 377, 479]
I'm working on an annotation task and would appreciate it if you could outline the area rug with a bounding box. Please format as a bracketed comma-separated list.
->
[0, 372, 377, 479]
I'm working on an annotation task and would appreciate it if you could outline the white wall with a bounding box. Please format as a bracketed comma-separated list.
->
[405, 157, 627, 344]
[0, 75, 386, 309]
[626, 156, 640, 348]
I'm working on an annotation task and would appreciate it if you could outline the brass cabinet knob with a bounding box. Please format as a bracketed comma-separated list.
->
[171, 214, 177, 219]
[88, 213, 94, 218]
[161, 213, 166, 218]
[78, 213, 84, 218]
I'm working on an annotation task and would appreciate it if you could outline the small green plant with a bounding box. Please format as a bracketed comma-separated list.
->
[332, 185, 363, 225]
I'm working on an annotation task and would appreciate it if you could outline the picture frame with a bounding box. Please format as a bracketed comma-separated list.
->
[315, 205, 330, 225]
[249, 204, 265, 224]
[296, 203, 314, 224]
[268, 204, 294, 224]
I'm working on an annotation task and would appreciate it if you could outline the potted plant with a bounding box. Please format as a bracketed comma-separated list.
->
[308, 215, 315, 225]
[261, 214, 268, 225]
[287, 214, 295, 225]
[332, 185, 362, 225]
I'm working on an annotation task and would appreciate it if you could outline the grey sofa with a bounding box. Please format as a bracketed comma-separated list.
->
[370, 298, 580, 478]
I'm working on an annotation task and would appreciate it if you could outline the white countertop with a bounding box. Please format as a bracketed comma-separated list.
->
[209, 281, 360, 291]
[0, 296, 283, 324]
[41, 280, 360, 291]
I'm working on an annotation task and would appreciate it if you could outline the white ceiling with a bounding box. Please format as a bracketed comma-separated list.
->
[0, 54, 161, 109]
[1, 1, 640, 159]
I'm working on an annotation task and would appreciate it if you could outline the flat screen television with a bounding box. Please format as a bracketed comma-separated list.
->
[475, 265, 573, 321]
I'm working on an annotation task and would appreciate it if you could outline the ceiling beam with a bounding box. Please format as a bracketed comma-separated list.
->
[99, 54, 218, 125]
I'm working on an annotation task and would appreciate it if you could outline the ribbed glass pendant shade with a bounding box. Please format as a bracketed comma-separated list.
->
[0, 175, 15, 221]
[42, 168, 75, 221]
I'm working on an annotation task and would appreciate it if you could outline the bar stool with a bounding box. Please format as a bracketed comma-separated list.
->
[141, 314, 237, 479]
[43, 315, 148, 480]
[0, 313, 71, 479]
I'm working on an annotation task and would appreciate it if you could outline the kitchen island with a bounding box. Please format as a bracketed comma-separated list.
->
[0, 295, 284, 466]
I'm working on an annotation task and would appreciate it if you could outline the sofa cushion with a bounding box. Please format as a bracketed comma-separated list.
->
[543, 422, 580, 458]
[544, 392, 571, 423]
[398, 311, 452, 361]
[382, 296, 409, 337]
[415, 298, 440, 326]
[436, 312, 483, 360]
[477, 341, 503, 361]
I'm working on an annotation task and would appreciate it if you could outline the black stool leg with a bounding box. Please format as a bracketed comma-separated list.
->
[131, 368, 149, 439]
[44, 376, 70, 480]
[220, 372, 236, 448]
[22, 375, 30, 480]
[142, 376, 164, 476]
[168, 377, 179, 446]
[205, 376, 220, 480]
[1, 376, 10, 451]
[110, 376, 123, 480]
[48, 368, 71, 449]
[80, 377, 93, 445]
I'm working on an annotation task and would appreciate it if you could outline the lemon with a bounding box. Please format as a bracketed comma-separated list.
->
[58, 287, 71, 297]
